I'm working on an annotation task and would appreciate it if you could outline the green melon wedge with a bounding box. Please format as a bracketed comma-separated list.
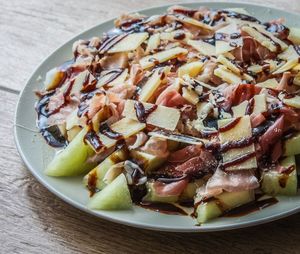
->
[261, 156, 297, 196]
[284, 133, 300, 156]
[87, 174, 132, 210]
[45, 128, 96, 176]
[196, 190, 255, 223]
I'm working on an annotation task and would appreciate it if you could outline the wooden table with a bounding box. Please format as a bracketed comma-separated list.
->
[2, 0, 300, 253]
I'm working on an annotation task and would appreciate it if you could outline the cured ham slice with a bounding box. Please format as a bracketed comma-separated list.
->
[198, 168, 259, 198]
[259, 115, 284, 154]
[152, 179, 189, 197]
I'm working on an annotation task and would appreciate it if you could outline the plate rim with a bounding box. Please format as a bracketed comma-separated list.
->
[14, 1, 300, 232]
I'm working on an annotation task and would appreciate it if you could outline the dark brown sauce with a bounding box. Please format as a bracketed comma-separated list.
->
[81, 73, 97, 93]
[174, 32, 186, 40]
[245, 98, 255, 115]
[99, 123, 123, 140]
[101, 69, 124, 86]
[220, 137, 254, 153]
[134, 101, 157, 123]
[156, 175, 187, 183]
[222, 151, 256, 169]
[229, 41, 237, 47]
[222, 10, 261, 23]
[294, 45, 300, 56]
[87, 171, 98, 197]
[264, 22, 290, 40]
[171, 8, 197, 17]
[84, 124, 104, 152]
[230, 32, 241, 39]
[35, 91, 68, 147]
[99, 33, 129, 54]
[218, 117, 241, 132]
[139, 202, 188, 215]
[223, 197, 278, 217]
[215, 32, 227, 41]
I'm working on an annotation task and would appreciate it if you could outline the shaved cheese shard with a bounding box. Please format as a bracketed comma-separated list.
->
[272, 58, 298, 74]
[187, 40, 216, 56]
[108, 33, 149, 53]
[232, 100, 248, 117]
[66, 110, 80, 130]
[224, 8, 250, 15]
[44, 67, 65, 90]
[97, 69, 128, 88]
[292, 63, 300, 71]
[215, 22, 243, 55]
[148, 130, 207, 145]
[218, 116, 257, 170]
[253, 94, 267, 114]
[283, 95, 300, 109]
[87, 118, 146, 153]
[214, 66, 242, 84]
[173, 14, 213, 31]
[139, 67, 170, 102]
[139, 47, 188, 69]
[288, 27, 300, 44]
[293, 73, 300, 86]
[241, 26, 278, 52]
[68, 70, 95, 94]
[255, 26, 288, 51]
[256, 78, 279, 89]
[160, 30, 193, 42]
[278, 45, 298, 60]
[178, 61, 204, 78]
[217, 55, 240, 74]
[182, 87, 199, 105]
[248, 64, 263, 74]
[122, 100, 180, 131]
[145, 34, 160, 53]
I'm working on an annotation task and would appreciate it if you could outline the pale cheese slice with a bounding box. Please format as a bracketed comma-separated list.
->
[139, 47, 188, 69]
[214, 66, 242, 84]
[108, 33, 149, 53]
[122, 100, 180, 131]
[241, 26, 278, 52]
[272, 58, 298, 74]
[182, 87, 199, 105]
[215, 22, 243, 55]
[145, 33, 160, 53]
[173, 14, 213, 31]
[224, 8, 250, 15]
[255, 26, 288, 51]
[218, 116, 257, 170]
[252, 94, 267, 114]
[256, 78, 279, 89]
[97, 69, 128, 88]
[187, 39, 216, 56]
[87, 118, 146, 153]
[283, 95, 300, 109]
[288, 27, 300, 44]
[217, 55, 240, 74]
[232, 100, 248, 117]
[178, 61, 204, 78]
[139, 67, 169, 102]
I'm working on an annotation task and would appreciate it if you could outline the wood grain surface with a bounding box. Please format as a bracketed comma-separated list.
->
[1, 0, 300, 253]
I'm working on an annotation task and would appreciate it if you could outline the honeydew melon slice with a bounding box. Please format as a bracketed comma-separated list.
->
[45, 128, 96, 176]
[87, 173, 132, 210]
[261, 156, 297, 196]
[196, 190, 255, 223]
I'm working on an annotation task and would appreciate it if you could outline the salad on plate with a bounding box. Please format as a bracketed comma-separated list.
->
[35, 5, 300, 223]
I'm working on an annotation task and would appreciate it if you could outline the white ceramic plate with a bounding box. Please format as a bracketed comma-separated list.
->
[15, 1, 300, 232]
